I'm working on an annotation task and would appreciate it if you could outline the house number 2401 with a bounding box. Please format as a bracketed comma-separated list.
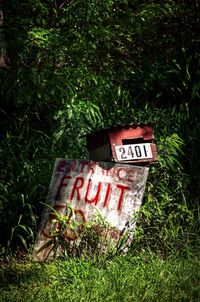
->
[115, 143, 153, 161]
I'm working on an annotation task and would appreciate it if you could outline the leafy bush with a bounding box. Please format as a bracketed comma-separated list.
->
[0, 0, 199, 257]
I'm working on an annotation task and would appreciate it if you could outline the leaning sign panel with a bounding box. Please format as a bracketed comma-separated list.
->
[33, 159, 149, 261]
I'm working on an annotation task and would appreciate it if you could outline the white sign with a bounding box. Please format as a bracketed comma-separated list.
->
[115, 143, 153, 161]
[33, 159, 149, 261]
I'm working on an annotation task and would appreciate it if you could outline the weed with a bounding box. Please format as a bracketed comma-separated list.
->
[0, 253, 200, 302]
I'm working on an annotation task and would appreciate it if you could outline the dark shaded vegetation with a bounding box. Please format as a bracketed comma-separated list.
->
[0, 0, 200, 257]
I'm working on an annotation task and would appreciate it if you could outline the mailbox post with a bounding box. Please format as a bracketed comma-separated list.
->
[84, 123, 158, 251]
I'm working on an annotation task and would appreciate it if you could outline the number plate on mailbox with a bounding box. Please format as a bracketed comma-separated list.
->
[115, 143, 153, 161]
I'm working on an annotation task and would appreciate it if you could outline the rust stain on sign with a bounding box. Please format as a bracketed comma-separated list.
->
[33, 159, 149, 261]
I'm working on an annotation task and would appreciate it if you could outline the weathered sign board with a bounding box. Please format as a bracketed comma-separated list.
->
[33, 159, 149, 261]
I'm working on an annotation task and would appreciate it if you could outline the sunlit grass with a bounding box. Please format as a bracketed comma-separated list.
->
[1, 253, 199, 302]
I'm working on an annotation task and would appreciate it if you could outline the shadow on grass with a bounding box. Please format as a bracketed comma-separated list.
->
[0, 262, 48, 289]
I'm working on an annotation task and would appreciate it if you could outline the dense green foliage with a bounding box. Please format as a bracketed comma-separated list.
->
[0, 0, 200, 256]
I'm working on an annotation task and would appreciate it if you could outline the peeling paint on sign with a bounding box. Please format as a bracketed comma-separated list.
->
[33, 159, 149, 261]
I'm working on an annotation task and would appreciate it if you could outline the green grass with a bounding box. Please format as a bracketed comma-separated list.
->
[0, 253, 199, 302]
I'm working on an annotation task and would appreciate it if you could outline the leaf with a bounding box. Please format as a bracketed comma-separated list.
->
[16, 234, 28, 250]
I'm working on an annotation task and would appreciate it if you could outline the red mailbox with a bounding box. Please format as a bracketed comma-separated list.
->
[86, 123, 157, 165]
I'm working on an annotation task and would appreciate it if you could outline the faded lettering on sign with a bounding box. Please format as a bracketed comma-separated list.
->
[33, 159, 149, 261]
